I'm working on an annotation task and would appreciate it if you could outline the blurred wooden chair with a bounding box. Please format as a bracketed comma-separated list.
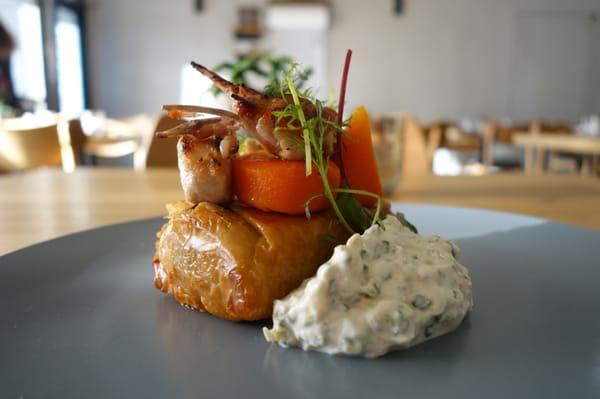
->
[433, 120, 484, 170]
[0, 123, 64, 172]
[437, 124, 482, 153]
[83, 115, 150, 164]
[0, 115, 101, 172]
[63, 119, 88, 166]
[482, 120, 532, 170]
[484, 119, 574, 172]
[481, 120, 496, 168]
[527, 120, 576, 174]
[401, 114, 440, 176]
[134, 114, 182, 170]
[403, 116, 481, 174]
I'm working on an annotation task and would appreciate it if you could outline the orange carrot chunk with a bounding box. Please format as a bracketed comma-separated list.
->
[232, 154, 341, 215]
[341, 106, 383, 206]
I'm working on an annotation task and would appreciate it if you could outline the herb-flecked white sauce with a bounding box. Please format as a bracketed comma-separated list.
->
[263, 215, 473, 358]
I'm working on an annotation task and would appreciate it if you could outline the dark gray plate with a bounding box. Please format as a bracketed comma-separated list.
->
[1, 204, 599, 398]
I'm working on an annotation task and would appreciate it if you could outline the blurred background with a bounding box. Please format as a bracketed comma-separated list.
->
[1, 0, 599, 178]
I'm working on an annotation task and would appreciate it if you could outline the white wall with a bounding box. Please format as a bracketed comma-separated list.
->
[86, 0, 262, 118]
[86, 0, 600, 121]
[328, 0, 600, 121]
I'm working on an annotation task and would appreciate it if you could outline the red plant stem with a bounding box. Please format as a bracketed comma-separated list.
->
[336, 49, 352, 185]
[337, 49, 352, 125]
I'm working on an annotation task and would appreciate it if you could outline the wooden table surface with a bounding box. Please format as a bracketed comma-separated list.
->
[513, 133, 600, 155]
[513, 133, 600, 174]
[1, 167, 599, 255]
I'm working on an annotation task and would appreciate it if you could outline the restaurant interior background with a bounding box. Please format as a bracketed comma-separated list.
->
[0, 0, 599, 254]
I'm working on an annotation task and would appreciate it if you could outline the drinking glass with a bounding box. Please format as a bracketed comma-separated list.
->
[371, 115, 404, 196]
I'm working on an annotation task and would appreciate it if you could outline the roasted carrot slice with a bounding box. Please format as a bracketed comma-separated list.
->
[232, 154, 341, 215]
[341, 106, 383, 205]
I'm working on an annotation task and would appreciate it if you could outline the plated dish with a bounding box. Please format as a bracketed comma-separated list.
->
[152, 51, 473, 357]
[2, 206, 599, 398]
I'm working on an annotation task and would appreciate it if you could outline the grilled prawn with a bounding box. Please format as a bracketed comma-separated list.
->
[157, 117, 239, 204]
[156, 62, 340, 204]
[190, 62, 338, 161]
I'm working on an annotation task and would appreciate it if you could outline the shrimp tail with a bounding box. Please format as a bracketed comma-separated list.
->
[191, 61, 266, 104]
[156, 117, 239, 139]
[190, 62, 239, 95]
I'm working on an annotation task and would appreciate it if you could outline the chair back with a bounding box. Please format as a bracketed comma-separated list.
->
[0, 123, 63, 172]
[135, 114, 182, 169]
[401, 114, 437, 176]
[436, 123, 482, 152]
[65, 119, 87, 165]
[481, 120, 495, 167]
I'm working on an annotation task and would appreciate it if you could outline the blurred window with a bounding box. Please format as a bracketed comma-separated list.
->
[13, 1, 46, 105]
[55, 4, 85, 117]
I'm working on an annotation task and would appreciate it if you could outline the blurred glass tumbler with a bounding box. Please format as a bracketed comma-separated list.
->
[371, 116, 404, 196]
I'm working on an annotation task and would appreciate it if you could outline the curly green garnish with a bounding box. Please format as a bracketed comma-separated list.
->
[269, 62, 383, 235]
[285, 71, 313, 176]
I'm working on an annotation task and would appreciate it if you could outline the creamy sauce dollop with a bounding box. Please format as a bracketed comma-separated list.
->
[263, 215, 473, 358]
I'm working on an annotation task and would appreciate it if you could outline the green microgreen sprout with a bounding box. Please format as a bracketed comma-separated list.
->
[268, 60, 385, 235]
[285, 71, 313, 176]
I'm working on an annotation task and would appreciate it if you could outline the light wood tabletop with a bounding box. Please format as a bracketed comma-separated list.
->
[513, 133, 600, 174]
[1, 167, 599, 255]
[513, 133, 600, 155]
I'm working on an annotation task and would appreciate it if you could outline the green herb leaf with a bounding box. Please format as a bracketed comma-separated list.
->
[318, 233, 340, 244]
[335, 192, 370, 233]
[269, 61, 389, 236]
[394, 212, 418, 234]
[285, 71, 312, 176]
